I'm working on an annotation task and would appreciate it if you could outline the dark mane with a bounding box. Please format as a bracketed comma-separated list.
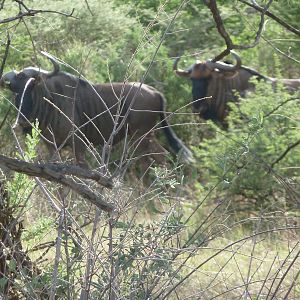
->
[57, 71, 91, 86]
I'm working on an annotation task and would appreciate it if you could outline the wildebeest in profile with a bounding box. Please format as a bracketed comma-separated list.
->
[0, 52, 194, 169]
[174, 51, 300, 127]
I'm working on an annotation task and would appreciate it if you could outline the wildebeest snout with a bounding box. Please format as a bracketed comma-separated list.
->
[0, 70, 19, 91]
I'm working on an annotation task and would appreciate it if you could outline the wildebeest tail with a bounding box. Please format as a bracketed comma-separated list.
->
[159, 94, 194, 163]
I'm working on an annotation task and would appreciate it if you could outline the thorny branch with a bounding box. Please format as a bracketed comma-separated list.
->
[0, 0, 5, 10]
[158, 226, 299, 300]
[0, 0, 76, 25]
[0, 155, 114, 212]
[239, 0, 300, 37]
[271, 139, 300, 168]
[0, 34, 13, 134]
[264, 97, 300, 118]
[84, 0, 94, 16]
[0, 33, 10, 78]
[0, 106, 11, 132]
[49, 211, 64, 300]
[0, 1, 299, 298]
[204, 0, 274, 61]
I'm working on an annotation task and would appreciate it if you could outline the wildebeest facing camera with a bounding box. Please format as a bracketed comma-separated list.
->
[173, 51, 300, 127]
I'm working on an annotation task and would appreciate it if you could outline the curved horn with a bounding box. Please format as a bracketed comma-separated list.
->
[173, 56, 191, 78]
[41, 51, 60, 77]
[206, 51, 241, 72]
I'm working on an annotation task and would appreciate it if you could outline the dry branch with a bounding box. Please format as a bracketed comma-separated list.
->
[271, 139, 300, 168]
[157, 226, 299, 299]
[239, 0, 300, 37]
[264, 97, 300, 118]
[204, 0, 272, 61]
[0, 106, 11, 132]
[0, 154, 114, 212]
[0, 3, 76, 24]
[0, 32, 10, 78]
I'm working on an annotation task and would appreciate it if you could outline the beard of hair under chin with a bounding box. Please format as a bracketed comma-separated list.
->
[191, 77, 209, 111]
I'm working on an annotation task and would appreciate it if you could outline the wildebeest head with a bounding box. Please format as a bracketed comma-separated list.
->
[173, 51, 242, 121]
[0, 52, 60, 131]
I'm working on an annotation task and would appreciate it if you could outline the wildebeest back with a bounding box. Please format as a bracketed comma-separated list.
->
[31, 73, 161, 149]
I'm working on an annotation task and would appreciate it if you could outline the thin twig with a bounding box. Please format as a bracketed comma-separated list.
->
[0, 7, 76, 24]
[205, 0, 273, 61]
[49, 211, 64, 300]
[270, 248, 300, 299]
[79, 209, 102, 300]
[283, 266, 300, 299]
[0, 32, 10, 77]
[158, 226, 299, 299]
[0, 107, 11, 132]
[264, 97, 300, 118]
[84, 0, 93, 16]
[256, 253, 278, 299]
[265, 242, 299, 300]
[239, 0, 300, 37]
[271, 139, 300, 168]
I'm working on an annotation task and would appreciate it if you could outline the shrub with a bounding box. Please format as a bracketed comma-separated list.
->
[194, 79, 300, 212]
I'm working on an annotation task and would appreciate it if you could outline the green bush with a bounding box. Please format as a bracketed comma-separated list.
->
[194, 80, 300, 211]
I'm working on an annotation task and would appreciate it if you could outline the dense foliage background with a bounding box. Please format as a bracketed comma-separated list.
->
[0, 0, 299, 299]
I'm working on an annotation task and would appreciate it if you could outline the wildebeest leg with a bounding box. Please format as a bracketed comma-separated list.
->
[45, 143, 62, 163]
[135, 138, 154, 180]
[44, 143, 72, 199]
[45, 140, 88, 168]
[147, 138, 168, 165]
[74, 149, 88, 169]
[135, 135, 168, 181]
[221, 120, 229, 130]
[139, 155, 155, 182]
